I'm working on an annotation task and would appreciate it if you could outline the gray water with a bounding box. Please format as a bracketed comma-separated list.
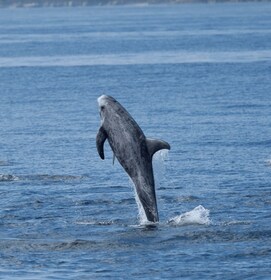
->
[0, 3, 271, 279]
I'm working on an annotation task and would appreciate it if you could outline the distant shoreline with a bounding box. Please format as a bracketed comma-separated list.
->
[0, 0, 270, 8]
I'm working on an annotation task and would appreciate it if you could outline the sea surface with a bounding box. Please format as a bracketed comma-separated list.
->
[1, 2, 271, 279]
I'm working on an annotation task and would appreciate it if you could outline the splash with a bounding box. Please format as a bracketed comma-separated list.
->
[132, 149, 169, 225]
[168, 205, 211, 226]
[133, 186, 150, 225]
[131, 178, 159, 226]
[153, 149, 169, 189]
[154, 149, 169, 161]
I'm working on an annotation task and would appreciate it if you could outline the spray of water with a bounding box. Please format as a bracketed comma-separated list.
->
[131, 150, 169, 225]
[168, 205, 211, 226]
[131, 149, 211, 226]
[133, 187, 150, 225]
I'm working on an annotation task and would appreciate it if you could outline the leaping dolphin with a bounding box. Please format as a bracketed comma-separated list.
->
[96, 95, 170, 223]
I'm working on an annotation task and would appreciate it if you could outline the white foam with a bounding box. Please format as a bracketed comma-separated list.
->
[168, 205, 211, 226]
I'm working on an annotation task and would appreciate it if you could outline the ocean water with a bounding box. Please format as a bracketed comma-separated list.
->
[1, 2, 271, 279]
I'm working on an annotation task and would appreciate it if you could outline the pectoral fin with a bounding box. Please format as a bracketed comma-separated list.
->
[96, 127, 108, 160]
[146, 138, 170, 158]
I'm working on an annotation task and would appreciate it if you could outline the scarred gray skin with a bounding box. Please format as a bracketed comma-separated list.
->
[96, 95, 170, 223]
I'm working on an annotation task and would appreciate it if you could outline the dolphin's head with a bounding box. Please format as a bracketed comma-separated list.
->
[97, 95, 119, 124]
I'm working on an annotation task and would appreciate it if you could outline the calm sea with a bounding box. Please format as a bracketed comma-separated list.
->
[0, 2, 271, 279]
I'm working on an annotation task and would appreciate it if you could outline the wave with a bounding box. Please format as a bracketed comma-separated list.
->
[76, 220, 114, 226]
[0, 174, 19, 182]
[25, 174, 84, 181]
[0, 161, 10, 166]
[1, 29, 271, 44]
[0, 238, 97, 253]
[0, 174, 84, 183]
[1, 50, 271, 68]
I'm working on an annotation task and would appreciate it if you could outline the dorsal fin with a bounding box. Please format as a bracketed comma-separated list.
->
[96, 126, 108, 160]
[146, 138, 170, 158]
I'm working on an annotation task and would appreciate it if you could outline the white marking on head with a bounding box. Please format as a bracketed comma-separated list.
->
[97, 95, 108, 108]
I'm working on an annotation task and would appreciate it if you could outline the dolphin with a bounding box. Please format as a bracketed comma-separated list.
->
[96, 95, 170, 223]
